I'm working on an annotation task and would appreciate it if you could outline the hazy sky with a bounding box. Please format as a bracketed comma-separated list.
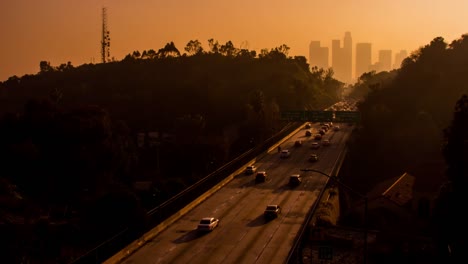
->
[2, 0, 468, 82]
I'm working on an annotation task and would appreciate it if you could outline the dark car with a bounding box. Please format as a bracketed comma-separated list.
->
[255, 171, 268, 183]
[289, 174, 302, 186]
[309, 154, 319, 162]
[294, 140, 303, 147]
[264, 205, 281, 219]
[245, 165, 257, 175]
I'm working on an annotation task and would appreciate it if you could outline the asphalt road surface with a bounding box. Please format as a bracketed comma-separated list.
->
[119, 123, 352, 264]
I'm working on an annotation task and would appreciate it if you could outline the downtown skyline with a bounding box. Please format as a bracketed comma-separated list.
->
[310, 32, 409, 83]
[2, 0, 468, 82]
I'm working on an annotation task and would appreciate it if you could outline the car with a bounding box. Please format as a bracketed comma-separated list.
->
[333, 125, 340, 131]
[280, 149, 290, 158]
[314, 134, 322, 140]
[245, 165, 257, 174]
[305, 123, 311, 129]
[318, 129, 326, 135]
[294, 140, 303, 147]
[264, 205, 281, 219]
[305, 130, 312, 136]
[255, 171, 268, 183]
[309, 154, 319, 162]
[322, 139, 330, 146]
[197, 217, 219, 232]
[289, 174, 302, 186]
[311, 142, 320, 149]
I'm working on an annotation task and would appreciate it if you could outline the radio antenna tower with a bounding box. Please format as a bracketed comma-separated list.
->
[101, 7, 111, 63]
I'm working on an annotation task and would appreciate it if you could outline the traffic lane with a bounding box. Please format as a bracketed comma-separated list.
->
[120, 127, 350, 264]
[121, 163, 324, 264]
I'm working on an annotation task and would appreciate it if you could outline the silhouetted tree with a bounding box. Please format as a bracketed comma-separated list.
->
[207, 38, 220, 53]
[443, 94, 468, 190]
[157, 42, 181, 58]
[293, 56, 309, 72]
[132, 50, 141, 59]
[57, 61, 74, 72]
[39, 61, 55, 73]
[220, 41, 238, 57]
[184, 39, 204, 55]
[237, 49, 256, 59]
[146, 49, 157, 59]
[432, 94, 468, 261]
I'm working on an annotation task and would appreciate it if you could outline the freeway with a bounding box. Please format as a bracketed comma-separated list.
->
[114, 122, 352, 264]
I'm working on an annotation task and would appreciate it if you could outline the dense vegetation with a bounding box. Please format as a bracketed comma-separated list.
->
[342, 35, 468, 261]
[0, 40, 343, 263]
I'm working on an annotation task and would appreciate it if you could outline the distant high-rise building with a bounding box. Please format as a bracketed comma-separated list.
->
[331, 39, 341, 73]
[309, 41, 329, 70]
[331, 32, 353, 83]
[368, 62, 381, 72]
[378, 50, 392, 71]
[393, 50, 408, 69]
[343, 32, 352, 82]
[355, 43, 372, 79]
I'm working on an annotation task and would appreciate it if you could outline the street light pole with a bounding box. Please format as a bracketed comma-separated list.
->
[301, 168, 368, 264]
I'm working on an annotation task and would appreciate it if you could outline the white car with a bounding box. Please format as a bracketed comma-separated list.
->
[197, 217, 219, 232]
[280, 149, 290, 158]
[311, 142, 320, 149]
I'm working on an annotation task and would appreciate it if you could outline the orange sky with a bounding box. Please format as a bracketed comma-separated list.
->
[2, 0, 468, 82]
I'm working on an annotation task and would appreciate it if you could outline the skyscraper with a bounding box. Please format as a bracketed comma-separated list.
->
[309, 41, 329, 70]
[331, 32, 353, 83]
[378, 50, 392, 71]
[331, 39, 341, 73]
[393, 50, 408, 69]
[343, 32, 352, 82]
[355, 43, 372, 79]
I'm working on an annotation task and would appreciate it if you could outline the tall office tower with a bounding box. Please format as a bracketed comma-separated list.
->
[368, 62, 381, 72]
[378, 50, 392, 71]
[343, 32, 352, 82]
[393, 50, 408, 69]
[355, 43, 372, 80]
[331, 39, 342, 75]
[331, 32, 353, 83]
[309, 41, 329, 70]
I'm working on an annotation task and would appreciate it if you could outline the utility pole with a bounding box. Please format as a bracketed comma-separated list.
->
[101, 7, 110, 63]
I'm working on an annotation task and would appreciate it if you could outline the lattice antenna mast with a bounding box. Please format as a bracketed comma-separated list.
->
[101, 7, 111, 63]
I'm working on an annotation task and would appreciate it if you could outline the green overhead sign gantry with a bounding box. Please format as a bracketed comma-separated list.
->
[280, 110, 360, 123]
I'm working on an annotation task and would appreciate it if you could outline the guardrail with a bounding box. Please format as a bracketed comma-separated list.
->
[70, 122, 302, 264]
[285, 145, 349, 263]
